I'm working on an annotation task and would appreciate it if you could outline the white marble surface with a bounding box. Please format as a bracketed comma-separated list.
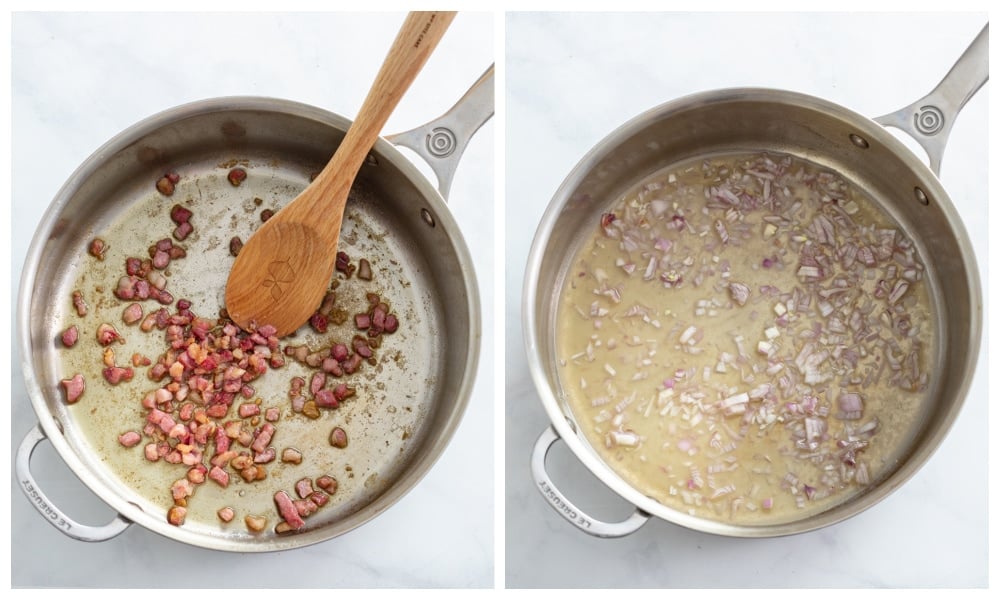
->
[10, 12, 494, 588]
[505, 12, 988, 588]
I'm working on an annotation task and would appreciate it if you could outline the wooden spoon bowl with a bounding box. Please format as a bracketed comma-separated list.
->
[225, 11, 456, 337]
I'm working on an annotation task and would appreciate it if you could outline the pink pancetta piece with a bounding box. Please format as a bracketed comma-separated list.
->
[96, 322, 123, 346]
[293, 498, 319, 518]
[208, 466, 230, 488]
[60, 325, 79, 348]
[251, 423, 275, 454]
[253, 447, 276, 464]
[314, 389, 338, 408]
[238, 403, 260, 418]
[122, 303, 144, 325]
[294, 478, 314, 499]
[60, 374, 85, 404]
[273, 490, 305, 530]
[118, 431, 141, 448]
[171, 478, 195, 501]
[144, 443, 159, 462]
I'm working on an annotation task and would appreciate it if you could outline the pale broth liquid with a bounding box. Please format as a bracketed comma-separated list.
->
[556, 153, 933, 525]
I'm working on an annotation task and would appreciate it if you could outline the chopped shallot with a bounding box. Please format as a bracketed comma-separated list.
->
[728, 282, 751, 306]
[558, 151, 932, 522]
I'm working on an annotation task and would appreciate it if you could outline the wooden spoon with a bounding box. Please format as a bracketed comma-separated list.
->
[225, 11, 456, 337]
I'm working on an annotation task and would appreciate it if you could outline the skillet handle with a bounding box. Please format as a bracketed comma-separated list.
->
[874, 24, 988, 176]
[531, 425, 650, 538]
[386, 63, 494, 201]
[16, 424, 132, 542]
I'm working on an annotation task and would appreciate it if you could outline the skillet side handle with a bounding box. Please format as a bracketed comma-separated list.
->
[16, 424, 132, 542]
[874, 24, 988, 176]
[531, 425, 650, 538]
[386, 63, 494, 201]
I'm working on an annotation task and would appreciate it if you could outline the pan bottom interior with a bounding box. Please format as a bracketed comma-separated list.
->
[550, 149, 942, 528]
[36, 151, 450, 545]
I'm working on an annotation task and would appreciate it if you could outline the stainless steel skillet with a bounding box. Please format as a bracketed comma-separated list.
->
[16, 66, 493, 552]
[524, 25, 986, 539]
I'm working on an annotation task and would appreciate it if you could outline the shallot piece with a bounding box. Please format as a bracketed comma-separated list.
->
[714, 219, 729, 244]
[654, 237, 672, 252]
[838, 392, 865, 420]
[888, 280, 909, 305]
[797, 265, 822, 280]
[728, 282, 751, 307]
[600, 213, 617, 236]
[217, 507, 235, 523]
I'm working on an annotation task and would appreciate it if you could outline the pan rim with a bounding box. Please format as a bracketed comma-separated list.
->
[16, 95, 482, 551]
[522, 86, 982, 537]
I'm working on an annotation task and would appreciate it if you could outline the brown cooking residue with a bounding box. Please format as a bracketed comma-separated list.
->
[59, 167, 405, 534]
[557, 152, 933, 525]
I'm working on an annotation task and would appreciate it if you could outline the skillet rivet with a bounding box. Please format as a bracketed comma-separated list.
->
[914, 187, 930, 206]
[849, 133, 870, 149]
[365, 153, 379, 166]
[420, 208, 436, 228]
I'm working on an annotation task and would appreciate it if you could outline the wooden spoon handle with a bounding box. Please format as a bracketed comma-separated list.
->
[290, 11, 456, 228]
